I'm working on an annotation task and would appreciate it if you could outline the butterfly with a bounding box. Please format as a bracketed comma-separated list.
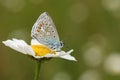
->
[31, 12, 63, 51]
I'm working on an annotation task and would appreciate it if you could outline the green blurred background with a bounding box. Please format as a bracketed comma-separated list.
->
[1, 0, 120, 80]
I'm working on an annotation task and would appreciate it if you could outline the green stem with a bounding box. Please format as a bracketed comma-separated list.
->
[34, 60, 41, 80]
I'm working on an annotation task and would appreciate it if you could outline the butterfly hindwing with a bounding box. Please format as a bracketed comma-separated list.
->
[31, 12, 61, 50]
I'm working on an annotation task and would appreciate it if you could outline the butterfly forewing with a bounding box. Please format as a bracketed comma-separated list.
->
[31, 12, 60, 48]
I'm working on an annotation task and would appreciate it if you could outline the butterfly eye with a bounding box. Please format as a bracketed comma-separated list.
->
[60, 41, 64, 47]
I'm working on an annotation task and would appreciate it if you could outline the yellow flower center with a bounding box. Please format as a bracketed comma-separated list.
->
[31, 45, 56, 56]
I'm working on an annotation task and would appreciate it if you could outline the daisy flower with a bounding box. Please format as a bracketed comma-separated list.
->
[2, 38, 76, 61]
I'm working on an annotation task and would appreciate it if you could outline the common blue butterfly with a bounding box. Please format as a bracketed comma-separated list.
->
[31, 12, 63, 51]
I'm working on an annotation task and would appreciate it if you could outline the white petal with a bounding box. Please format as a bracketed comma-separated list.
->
[66, 49, 74, 54]
[33, 56, 43, 59]
[55, 49, 74, 57]
[24, 45, 35, 56]
[42, 49, 77, 61]
[57, 49, 76, 61]
[31, 39, 42, 45]
[43, 51, 67, 57]
[2, 38, 35, 56]
[60, 54, 77, 61]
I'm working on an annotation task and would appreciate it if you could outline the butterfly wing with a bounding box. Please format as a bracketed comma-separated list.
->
[31, 12, 60, 48]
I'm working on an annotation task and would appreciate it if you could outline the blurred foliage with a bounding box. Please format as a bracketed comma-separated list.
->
[1, 0, 120, 80]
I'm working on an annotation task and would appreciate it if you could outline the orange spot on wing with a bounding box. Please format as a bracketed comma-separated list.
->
[37, 29, 40, 32]
[38, 22, 44, 29]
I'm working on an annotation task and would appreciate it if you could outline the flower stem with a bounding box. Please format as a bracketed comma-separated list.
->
[34, 60, 41, 80]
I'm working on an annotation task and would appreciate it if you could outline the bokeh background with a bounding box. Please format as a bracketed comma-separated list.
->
[1, 0, 120, 80]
